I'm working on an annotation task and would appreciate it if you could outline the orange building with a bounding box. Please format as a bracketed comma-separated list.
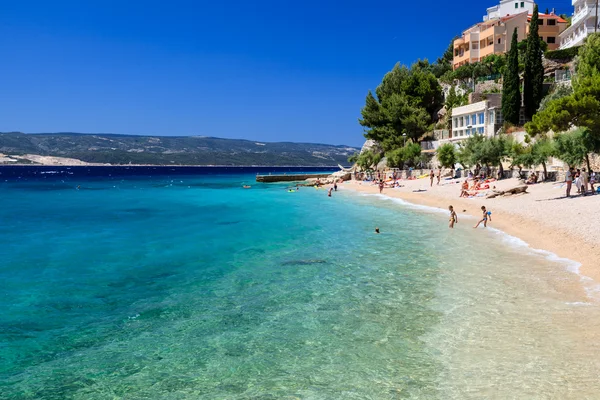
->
[453, 12, 567, 70]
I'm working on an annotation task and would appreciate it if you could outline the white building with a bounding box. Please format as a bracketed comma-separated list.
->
[450, 96, 503, 142]
[484, 0, 535, 21]
[559, 0, 600, 49]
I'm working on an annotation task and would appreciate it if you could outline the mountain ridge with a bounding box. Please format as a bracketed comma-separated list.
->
[0, 132, 359, 166]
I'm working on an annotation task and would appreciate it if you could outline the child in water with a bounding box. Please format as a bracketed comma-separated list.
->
[448, 205, 458, 228]
[474, 206, 491, 228]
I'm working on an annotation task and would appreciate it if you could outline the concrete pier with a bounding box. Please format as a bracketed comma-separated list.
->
[256, 173, 330, 183]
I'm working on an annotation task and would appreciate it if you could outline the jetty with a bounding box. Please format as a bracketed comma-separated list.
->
[256, 173, 331, 183]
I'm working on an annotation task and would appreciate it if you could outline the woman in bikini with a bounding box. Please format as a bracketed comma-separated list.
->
[448, 205, 458, 228]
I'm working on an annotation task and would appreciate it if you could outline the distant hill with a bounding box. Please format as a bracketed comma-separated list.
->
[0, 132, 359, 166]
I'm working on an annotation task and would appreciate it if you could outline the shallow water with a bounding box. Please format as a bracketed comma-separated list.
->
[2, 171, 600, 399]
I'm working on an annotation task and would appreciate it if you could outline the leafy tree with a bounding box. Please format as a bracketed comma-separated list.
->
[525, 34, 600, 172]
[359, 63, 444, 151]
[538, 84, 573, 112]
[523, 5, 545, 119]
[385, 142, 422, 168]
[502, 28, 522, 125]
[436, 143, 457, 169]
[553, 129, 589, 167]
[530, 136, 555, 179]
[356, 150, 382, 170]
[574, 33, 600, 83]
[347, 152, 360, 163]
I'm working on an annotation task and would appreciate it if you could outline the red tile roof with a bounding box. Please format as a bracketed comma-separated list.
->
[528, 13, 567, 23]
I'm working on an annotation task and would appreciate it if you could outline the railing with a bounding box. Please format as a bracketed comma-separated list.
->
[555, 69, 572, 82]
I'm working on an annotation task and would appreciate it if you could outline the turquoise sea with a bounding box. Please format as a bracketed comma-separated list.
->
[2, 167, 600, 399]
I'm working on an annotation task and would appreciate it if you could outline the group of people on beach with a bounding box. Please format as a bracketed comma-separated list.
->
[565, 167, 596, 197]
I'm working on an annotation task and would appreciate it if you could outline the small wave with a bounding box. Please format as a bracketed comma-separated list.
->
[356, 191, 598, 301]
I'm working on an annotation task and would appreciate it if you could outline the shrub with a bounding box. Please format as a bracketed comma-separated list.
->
[545, 46, 581, 60]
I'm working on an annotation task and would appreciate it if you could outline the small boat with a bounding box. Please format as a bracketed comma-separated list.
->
[243, 185, 251, 189]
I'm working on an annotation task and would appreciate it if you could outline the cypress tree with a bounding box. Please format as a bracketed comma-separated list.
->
[502, 28, 522, 125]
[523, 5, 544, 119]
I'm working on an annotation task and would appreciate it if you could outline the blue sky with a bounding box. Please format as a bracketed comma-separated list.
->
[0, 0, 570, 146]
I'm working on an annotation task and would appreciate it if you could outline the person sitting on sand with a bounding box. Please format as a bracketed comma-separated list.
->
[460, 180, 469, 197]
[448, 205, 458, 229]
[526, 172, 538, 185]
[473, 206, 491, 228]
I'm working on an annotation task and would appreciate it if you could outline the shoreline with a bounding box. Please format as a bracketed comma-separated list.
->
[342, 178, 600, 296]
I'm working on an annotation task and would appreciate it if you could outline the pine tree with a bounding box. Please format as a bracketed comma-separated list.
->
[523, 5, 544, 119]
[502, 28, 522, 125]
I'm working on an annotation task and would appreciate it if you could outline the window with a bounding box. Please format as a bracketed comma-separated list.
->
[478, 113, 485, 124]
[538, 19, 544, 25]
[548, 19, 556, 25]
[489, 110, 494, 122]
[520, 1, 524, 7]
[515, 2, 519, 8]
[498, 37, 501, 44]
[547, 36, 556, 44]
[478, 127, 485, 134]
[460, 117, 464, 127]
[471, 114, 477, 126]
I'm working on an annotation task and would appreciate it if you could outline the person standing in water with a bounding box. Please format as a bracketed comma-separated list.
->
[328, 187, 333, 197]
[474, 206, 491, 228]
[375, 227, 380, 234]
[378, 180, 384, 194]
[448, 205, 458, 228]
[334, 182, 338, 191]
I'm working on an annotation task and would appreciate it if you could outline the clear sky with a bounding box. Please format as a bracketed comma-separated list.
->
[0, 0, 570, 146]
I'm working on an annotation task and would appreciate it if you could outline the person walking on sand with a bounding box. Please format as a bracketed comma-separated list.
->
[566, 167, 574, 197]
[473, 206, 491, 228]
[436, 167, 441, 185]
[430, 170, 435, 187]
[448, 205, 458, 229]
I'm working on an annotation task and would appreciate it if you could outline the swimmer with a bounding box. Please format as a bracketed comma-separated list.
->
[448, 205, 458, 229]
[375, 227, 380, 234]
[473, 206, 491, 228]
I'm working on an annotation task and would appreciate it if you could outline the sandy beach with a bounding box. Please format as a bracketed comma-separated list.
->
[343, 176, 600, 286]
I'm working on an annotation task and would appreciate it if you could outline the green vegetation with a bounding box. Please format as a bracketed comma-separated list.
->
[386, 142, 423, 168]
[523, 5, 544, 119]
[527, 33, 600, 170]
[355, 150, 382, 170]
[436, 143, 457, 169]
[359, 62, 443, 151]
[545, 46, 581, 60]
[502, 28, 522, 125]
[0, 132, 359, 166]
